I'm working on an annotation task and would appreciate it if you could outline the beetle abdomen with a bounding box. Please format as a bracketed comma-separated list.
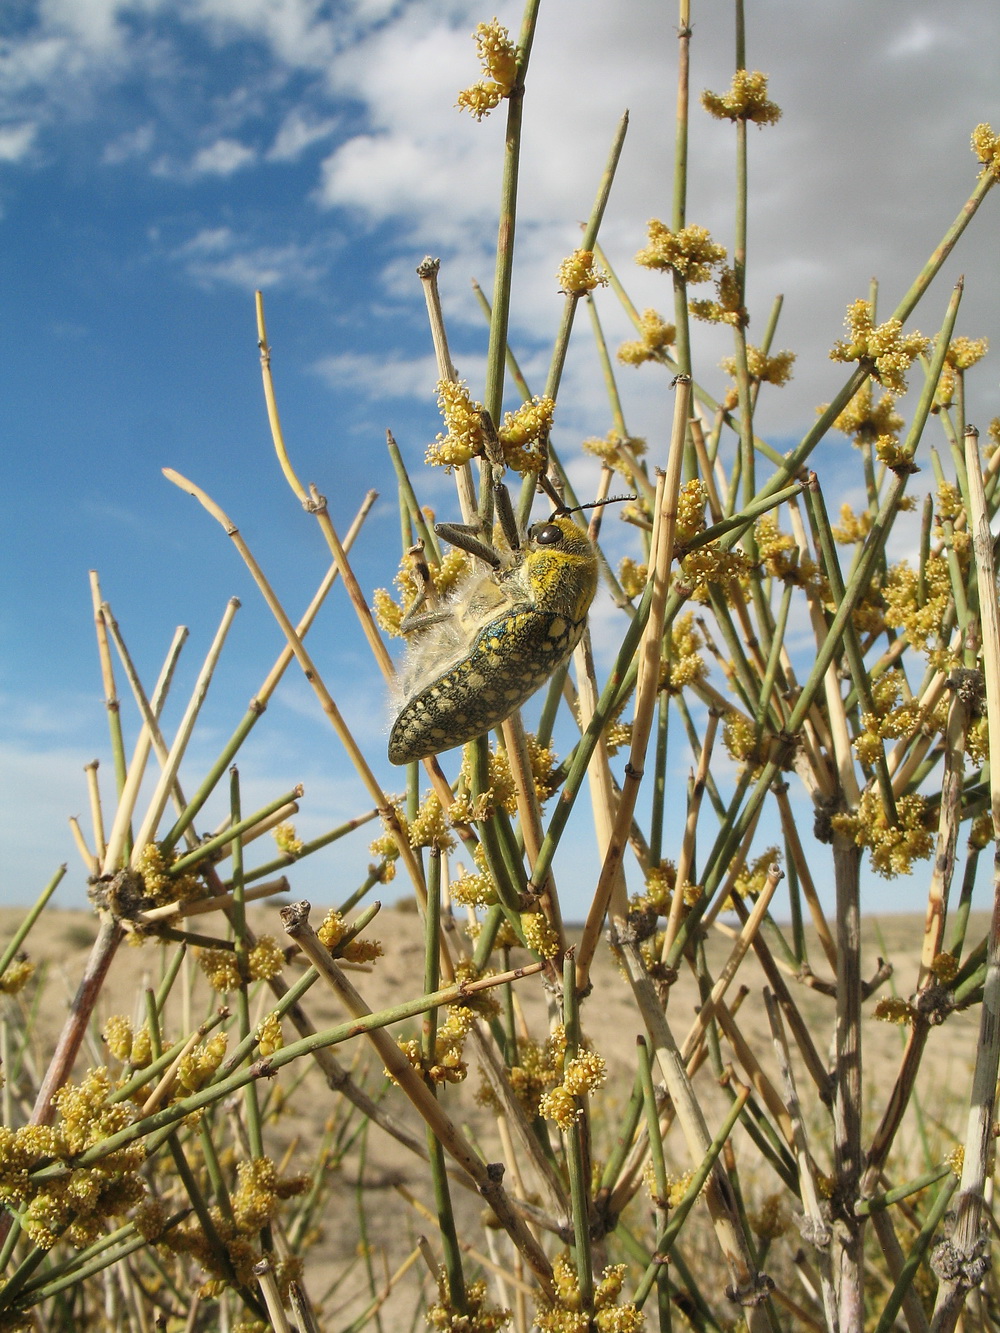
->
[388, 607, 586, 764]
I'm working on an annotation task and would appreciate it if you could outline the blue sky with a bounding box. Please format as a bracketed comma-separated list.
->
[2, 0, 998, 918]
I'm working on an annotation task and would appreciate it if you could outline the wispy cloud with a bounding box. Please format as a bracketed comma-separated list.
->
[0, 122, 39, 162]
[171, 225, 327, 288]
[311, 350, 442, 400]
[102, 122, 155, 164]
[266, 109, 338, 162]
[189, 136, 256, 176]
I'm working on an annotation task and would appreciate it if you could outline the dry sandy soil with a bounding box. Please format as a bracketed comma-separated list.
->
[0, 902, 989, 1327]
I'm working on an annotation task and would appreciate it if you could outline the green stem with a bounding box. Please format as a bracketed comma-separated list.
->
[483, 0, 541, 425]
[872, 1173, 958, 1333]
[562, 951, 593, 1312]
[422, 849, 466, 1314]
[168, 787, 302, 877]
[0, 866, 65, 978]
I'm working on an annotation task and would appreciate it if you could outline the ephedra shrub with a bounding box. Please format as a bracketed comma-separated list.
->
[2, 5, 1000, 1332]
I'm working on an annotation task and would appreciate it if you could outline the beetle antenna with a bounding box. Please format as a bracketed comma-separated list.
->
[553, 493, 637, 517]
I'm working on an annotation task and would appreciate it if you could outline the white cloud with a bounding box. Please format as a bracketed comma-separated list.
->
[190, 136, 256, 175]
[0, 741, 93, 903]
[266, 108, 338, 161]
[885, 19, 953, 59]
[0, 122, 38, 162]
[0, 1, 996, 441]
[36, 0, 131, 52]
[172, 225, 326, 288]
[102, 121, 154, 164]
[176, 225, 235, 253]
[311, 350, 442, 400]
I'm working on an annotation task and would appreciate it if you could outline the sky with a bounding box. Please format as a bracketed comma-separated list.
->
[1, 0, 998, 921]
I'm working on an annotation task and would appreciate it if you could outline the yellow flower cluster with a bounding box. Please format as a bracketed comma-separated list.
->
[456, 19, 517, 120]
[679, 544, 753, 603]
[754, 514, 798, 581]
[664, 1169, 697, 1208]
[273, 822, 304, 857]
[873, 996, 915, 1025]
[830, 299, 930, 393]
[197, 936, 284, 992]
[135, 842, 203, 908]
[635, 861, 676, 917]
[498, 395, 555, 473]
[689, 266, 746, 327]
[831, 384, 904, 445]
[521, 909, 560, 958]
[427, 378, 487, 468]
[832, 789, 933, 878]
[198, 948, 241, 992]
[929, 951, 959, 984]
[935, 336, 989, 407]
[583, 431, 649, 487]
[936, 479, 963, 523]
[749, 1193, 789, 1240]
[317, 908, 384, 963]
[635, 220, 726, 283]
[701, 70, 782, 125]
[176, 1033, 228, 1094]
[734, 848, 780, 899]
[369, 801, 407, 878]
[539, 1050, 607, 1130]
[409, 792, 456, 851]
[660, 612, 707, 694]
[618, 556, 647, 600]
[556, 249, 607, 296]
[476, 1031, 564, 1119]
[720, 344, 795, 387]
[248, 935, 285, 981]
[166, 1156, 307, 1293]
[427, 1273, 511, 1332]
[535, 1255, 643, 1333]
[882, 554, 953, 657]
[455, 734, 558, 816]
[397, 1013, 474, 1084]
[875, 436, 912, 470]
[374, 544, 472, 638]
[969, 812, 994, 850]
[948, 1145, 965, 1177]
[966, 714, 989, 766]
[603, 717, 633, 756]
[617, 307, 676, 365]
[722, 710, 765, 774]
[451, 863, 498, 908]
[832, 503, 873, 546]
[0, 955, 35, 995]
[853, 671, 929, 767]
[971, 122, 1000, 179]
[103, 1015, 152, 1068]
[256, 1012, 284, 1057]
[676, 479, 708, 545]
[0, 1069, 146, 1250]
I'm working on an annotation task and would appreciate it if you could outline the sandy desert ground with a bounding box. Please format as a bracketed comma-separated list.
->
[0, 901, 989, 1325]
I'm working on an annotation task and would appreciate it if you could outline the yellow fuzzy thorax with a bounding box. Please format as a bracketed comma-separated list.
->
[522, 515, 598, 622]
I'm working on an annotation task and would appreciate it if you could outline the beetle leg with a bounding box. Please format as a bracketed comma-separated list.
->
[399, 604, 456, 635]
[397, 541, 440, 633]
[494, 481, 521, 552]
[478, 408, 506, 486]
[434, 522, 504, 568]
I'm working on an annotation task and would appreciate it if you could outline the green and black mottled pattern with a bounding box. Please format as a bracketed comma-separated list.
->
[388, 515, 598, 764]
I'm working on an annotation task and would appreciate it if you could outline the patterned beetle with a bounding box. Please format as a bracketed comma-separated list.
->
[387, 497, 602, 765]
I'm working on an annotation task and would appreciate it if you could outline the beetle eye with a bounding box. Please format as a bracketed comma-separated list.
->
[534, 523, 563, 546]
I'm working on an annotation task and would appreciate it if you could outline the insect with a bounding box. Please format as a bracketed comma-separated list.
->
[388, 499, 605, 765]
